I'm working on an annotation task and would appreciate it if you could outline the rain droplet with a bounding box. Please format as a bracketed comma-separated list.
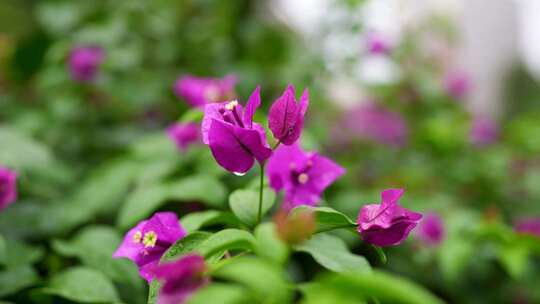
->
[233, 171, 246, 176]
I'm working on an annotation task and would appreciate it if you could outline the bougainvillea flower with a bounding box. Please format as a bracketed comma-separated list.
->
[268, 84, 309, 145]
[266, 144, 345, 209]
[152, 254, 208, 304]
[415, 213, 445, 246]
[167, 122, 200, 151]
[201, 86, 272, 174]
[470, 115, 498, 146]
[68, 46, 105, 82]
[444, 70, 470, 100]
[357, 189, 422, 247]
[0, 166, 17, 211]
[365, 32, 391, 55]
[515, 218, 540, 239]
[113, 212, 187, 282]
[174, 75, 236, 108]
[341, 103, 408, 147]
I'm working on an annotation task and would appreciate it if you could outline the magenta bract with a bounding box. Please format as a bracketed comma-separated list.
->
[152, 254, 208, 304]
[515, 218, 540, 239]
[174, 75, 236, 108]
[365, 33, 390, 55]
[415, 213, 445, 246]
[68, 46, 105, 82]
[201, 86, 272, 174]
[470, 115, 498, 146]
[357, 189, 422, 247]
[342, 103, 408, 147]
[0, 166, 17, 211]
[268, 84, 309, 145]
[113, 212, 187, 282]
[444, 70, 470, 100]
[167, 122, 200, 151]
[266, 143, 345, 209]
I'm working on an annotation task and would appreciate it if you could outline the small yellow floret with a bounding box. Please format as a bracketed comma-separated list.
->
[132, 231, 142, 244]
[298, 173, 309, 184]
[142, 231, 158, 248]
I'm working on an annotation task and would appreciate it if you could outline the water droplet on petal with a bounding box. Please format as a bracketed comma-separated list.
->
[233, 171, 246, 176]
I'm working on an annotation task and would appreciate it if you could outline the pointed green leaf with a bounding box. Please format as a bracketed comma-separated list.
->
[291, 206, 357, 233]
[229, 188, 275, 227]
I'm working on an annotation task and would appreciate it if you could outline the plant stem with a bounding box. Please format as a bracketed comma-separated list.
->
[257, 163, 265, 225]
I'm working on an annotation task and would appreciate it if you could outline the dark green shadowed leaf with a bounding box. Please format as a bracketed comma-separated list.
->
[0, 238, 44, 268]
[254, 223, 288, 265]
[51, 226, 143, 289]
[181, 211, 240, 233]
[117, 175, 227, 229]
[198, 229, 255, 258]
[187, 283, 251, 304]
[312, 271, 444, 304]
[39, 267, 120, 303]
[0, 266, 39, 298]
[229, 188, 275, 227]
[291, 206, 357, 233]
[211, 257, 292, 304]
[295, 233, 370, 273]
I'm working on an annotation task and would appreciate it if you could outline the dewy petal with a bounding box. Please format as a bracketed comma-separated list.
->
[201, 102, 226, 144]
[207, 119, 255, 173]
[243, 86, 261, 128]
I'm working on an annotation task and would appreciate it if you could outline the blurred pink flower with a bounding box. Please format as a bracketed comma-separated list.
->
[365, 32, 391, 55]
[444, 70, 471, 100]
[515, 218, 540, 238]
[68, 46, 105, 82]
[415, 213, 445, 246]
[0, 166, 17, 211]
[341, 103, 408, 147]
[174, 75, 236, 108]
[167, 122, 200, 151]
[470, 115, 498, 146]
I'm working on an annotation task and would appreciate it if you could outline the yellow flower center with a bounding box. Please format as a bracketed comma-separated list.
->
[298, 173, 309, 184]
[142, 231, 158, 248]
[132, 231, 142, 244]
[225, 100, 238, 111]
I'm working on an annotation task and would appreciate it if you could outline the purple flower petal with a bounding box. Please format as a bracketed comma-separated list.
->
[113, 212, 186, 282]
[243, 86, 261, 128]
[415, 213, 445, 246]
[357, 189, 422, 247]
[0, 166, 17, 211]
[266, 144, 344, 209]
[268, 85, 309, 145]
[152, 254, 208, 304]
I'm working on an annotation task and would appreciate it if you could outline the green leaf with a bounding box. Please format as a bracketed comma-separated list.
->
[118, 175, 227, 229]
[187, 283, 251, 304]
[198, 229, 255, 258]
[313, 271, 444, 304]
[300, 282, 367, 304]
[295, 233, 370, 273]
[1, 238, 44, 268]
[51, 226, 143, 288]
[254, 223, 288, 265]
[160, 232, 212, 263]
[0, 266, 39, 298]
[291, 206, 357, 233]
[40, 267, 120, 303]
[181, 211, 240, 233]
[0, 235, 5, 265]
[211, 257, 291, 304]
[229, 188, 275, 226]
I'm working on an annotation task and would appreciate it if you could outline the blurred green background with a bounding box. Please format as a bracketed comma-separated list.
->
[1, 0, 540, 303]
